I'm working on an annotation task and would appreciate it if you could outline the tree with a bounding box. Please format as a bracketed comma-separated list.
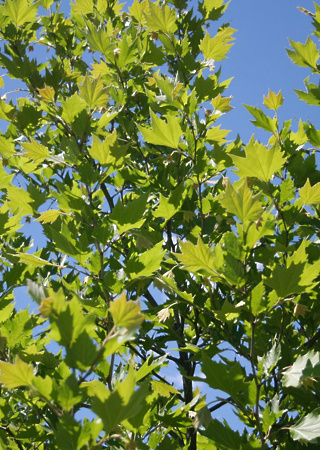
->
[0, 0, 320, 448]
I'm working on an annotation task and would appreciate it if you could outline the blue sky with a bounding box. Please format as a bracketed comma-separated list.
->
[213, 0, 319, 142]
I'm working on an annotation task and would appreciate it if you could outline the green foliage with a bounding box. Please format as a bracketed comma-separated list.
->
[0, 0, 320, 448]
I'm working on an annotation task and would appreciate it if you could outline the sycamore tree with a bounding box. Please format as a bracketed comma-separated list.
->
[1, 0, 320, 448]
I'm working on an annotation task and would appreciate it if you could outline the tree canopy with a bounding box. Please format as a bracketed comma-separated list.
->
[1, 0, 320, 448]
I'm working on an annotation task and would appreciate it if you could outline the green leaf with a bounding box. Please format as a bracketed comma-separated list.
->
[306, 123, 320, 146]
[116, 32, 138, 68]
[82, 20, 115, 56]
[88, 132, 127, 167]
[0, 99, 16, 121]
[265, 241, 320, 298]
[154, 183, 185, 220]
[109, 292, 145, 332]
[198, 0, 229, 22]
[279, 176, 295, 205]
[126, 241, 165, 279]
[6, 186, 34, 216]
[71, 0, 94, 15]
[175, 237, 214, 275]
[201, 351, 249, 403]
[282, 351, 320, 388]
[300, 178, 320, 204]
[290, 408, 320, 442]
[79, 74, 109, 109]
[1, 0, 37, 27]
[243, 212, 275, 248]
[91, 368, 148, 434]
[21, 139, 50, 163]
[45, 293, 95, 347]
[151, 380, 180, 397]
[287, 37, 319, 70]
[211, 94, 234, 113]
[138, 109, 182, 149]
[199, 28, 236, 61]
[262, 341, 281, 375]
[16, 252, 55, 268]
[201, 419, 242, 450]
[294, 78, 320, 106]
[110, 193, 149, 234]
[244, 104, 277, 133]
[54, 414, 81, 450]
[206, 125, 230, 144]
[232, 137, 286, 182]
[49, 227, 80, 257]
[0, 136, 15, 158]
[0, 356, 33, 389]
[65, 331, 99, 371]
[143, 0, 177, 33]
[56, 375, 82, 411]
[129, 0, 148, 23]
[61, 93, 86, 124]
[250, 282, 266, 316]
[219, 178, 263, 223]
[263, 89, 284, 110]
[136, 354, 168, 382]
[35, 210, 61, 224]
[291, 120, 308, 145]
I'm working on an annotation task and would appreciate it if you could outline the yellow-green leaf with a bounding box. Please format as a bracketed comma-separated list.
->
[127, 241, 165, 279]
[35, 210, 62, 224]
[220, 179, 263, 223]
[300, 179, 320, 204]
[287, 37, 319, 70]
[175, 236, 215, 275]
[143, 0, 177, 33]
[151, 380, 180, 397]
[38, 85, 55, 103]
[138, 109, 182, 149]
[211, 94, 234, 113]
[199, 28, 236, 61]
[232, 137, 286, 182]
[1, 0, 37, 27]
[263, 89, 284, 110]
[79, 74, 109, 109]
[17, 252, 55, 268]
[88, 131, 127, 167]
[22, 139, 50, 163]
[244, 105, 277, 133]
[0, 355, 33, 388]
[109, 292, 145, 331]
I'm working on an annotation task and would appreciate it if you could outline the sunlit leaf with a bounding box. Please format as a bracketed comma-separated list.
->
[175, 237, 215, 275]
[263, 89, 284, 110]
[0, 356, 33, 388]
[282, 351, 320, 388]
[220, 178, 263, 223]
[109, 292, 145, 331]
[287, 37, 319, 70]
[290, 408, 320, 442]
[300, 178, 320, 204]
[110, 193, 149, 234]
[1, 0, 37, 27]
[22, 139, 50, 163]
[138, 109, 182, 149]
[232, 137, 286, 181]
[79, 74, 109, 109]
[143, 0, 177, 33]
[244, 105, 277, 133]
[199, 28, 236, 61]
[17, 252, 55, 268]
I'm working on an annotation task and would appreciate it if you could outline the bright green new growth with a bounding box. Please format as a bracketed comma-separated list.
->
[0, 0, 320, 449]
